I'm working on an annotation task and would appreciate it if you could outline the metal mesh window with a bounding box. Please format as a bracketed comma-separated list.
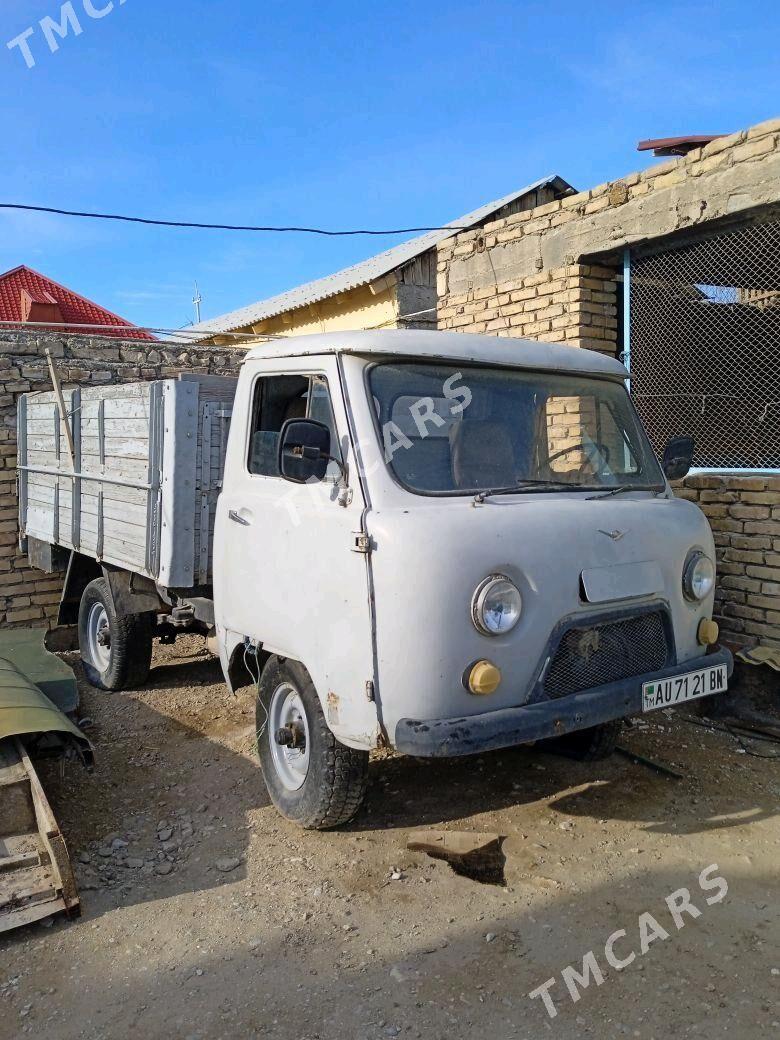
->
[628, 219, 780, 469]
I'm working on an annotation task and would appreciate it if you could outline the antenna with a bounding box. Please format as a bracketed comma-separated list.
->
[192, 281, 202, 323]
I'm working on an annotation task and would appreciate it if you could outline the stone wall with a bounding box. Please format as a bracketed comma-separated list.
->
[1, 331, 245, 628]
[436, 116, 780, 648]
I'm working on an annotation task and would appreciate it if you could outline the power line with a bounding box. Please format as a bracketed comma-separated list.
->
[0, 318, 273, 344]
[0, 202, 469, 237]
[367, 306, 437, 330]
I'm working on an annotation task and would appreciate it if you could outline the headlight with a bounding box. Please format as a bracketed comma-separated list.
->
[683, 552, 715, 602]
[471, 575, 522, 635]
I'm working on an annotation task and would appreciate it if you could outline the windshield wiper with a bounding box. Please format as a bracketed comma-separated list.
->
[587, 484, 663, 500]
[474, 479, 586, 503]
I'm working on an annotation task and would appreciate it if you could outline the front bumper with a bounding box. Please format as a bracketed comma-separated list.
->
[394, 646, 733, 758]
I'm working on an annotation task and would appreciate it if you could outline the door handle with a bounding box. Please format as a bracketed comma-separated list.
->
[228, 509, 252, 526]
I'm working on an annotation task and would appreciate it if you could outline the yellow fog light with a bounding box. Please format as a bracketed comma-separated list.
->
[697, 618, 719, 646]
[466, 660, 502, 696]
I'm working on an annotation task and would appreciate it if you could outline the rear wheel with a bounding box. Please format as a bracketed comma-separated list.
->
[256, 657, 369, 829]
[542, 719, 622, 762]
[78, 578, 154, 691]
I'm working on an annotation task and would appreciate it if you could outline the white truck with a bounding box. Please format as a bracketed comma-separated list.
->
[18, 330, 731, 828]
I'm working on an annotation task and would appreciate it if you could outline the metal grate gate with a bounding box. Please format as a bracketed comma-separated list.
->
[628, 218, 780, 469]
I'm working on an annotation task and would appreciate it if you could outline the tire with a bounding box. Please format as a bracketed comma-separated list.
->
[78, 578, 154, 691]
[542, 719, 622, 762]
[256, 656, 369, 830]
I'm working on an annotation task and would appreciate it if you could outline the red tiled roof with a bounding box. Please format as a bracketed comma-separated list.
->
[0, 265, 156, 340]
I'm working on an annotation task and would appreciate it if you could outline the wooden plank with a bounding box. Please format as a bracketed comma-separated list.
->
[77, 518, 147, 558]
[26, 436, 68, 453]
[25, 507, 56, 541]
[81, 437, 151, 462]
[79, 457, 150, 483]
[0, 871, 56, 905]
[78, 417, 151, 437]
[0, 851, 40, 874]
[81, 399, 151, 422]
[80, 495, 148, 526]
[26, 416, 63, 431]
[25, 402, 59, 418]
[0, 743, 35, 839]
[103, 396, 151, 419]
[31, 481, 147, 509]
[45, 349, 76, 466]
[26, 450, 61, 467]
[77, 510, 148, 542]
[27, 471, 58, 485]
[79, 383, 150, 403]
[0, 742, 26, 786]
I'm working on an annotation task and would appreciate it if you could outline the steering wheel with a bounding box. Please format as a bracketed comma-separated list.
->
[548, 441, 610, 472]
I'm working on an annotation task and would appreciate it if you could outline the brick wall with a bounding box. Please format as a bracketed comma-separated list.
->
[438, 117, 780, 320]
[1, 331, 245, 627]
[436, 116, 780, 648]
[676, 474, 780, 649]
[437, 262, 618, 353]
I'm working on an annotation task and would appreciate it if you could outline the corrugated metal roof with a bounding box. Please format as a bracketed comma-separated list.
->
[191, 176, 573, 337]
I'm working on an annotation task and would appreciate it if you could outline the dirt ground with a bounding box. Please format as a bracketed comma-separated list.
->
[1, 638, 778, 1040]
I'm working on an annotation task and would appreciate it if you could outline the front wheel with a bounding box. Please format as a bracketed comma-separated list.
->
[78, 578, 154, 691]
[256, 657, 369, 829]
[541, 719, 622, 761]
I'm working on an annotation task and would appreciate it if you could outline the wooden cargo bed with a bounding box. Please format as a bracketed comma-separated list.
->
[18, 375, 237, 589]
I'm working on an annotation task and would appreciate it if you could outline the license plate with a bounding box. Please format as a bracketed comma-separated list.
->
[642, 663, 728, 712]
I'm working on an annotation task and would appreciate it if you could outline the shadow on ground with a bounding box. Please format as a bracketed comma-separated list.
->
[5, 641, 777, 946]
[7, 863, 777, 1040]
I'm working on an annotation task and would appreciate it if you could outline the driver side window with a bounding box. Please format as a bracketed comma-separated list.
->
[247, 374, 342, 478]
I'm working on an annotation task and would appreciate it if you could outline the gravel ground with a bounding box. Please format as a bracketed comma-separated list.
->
[0, 638, 778, 1040]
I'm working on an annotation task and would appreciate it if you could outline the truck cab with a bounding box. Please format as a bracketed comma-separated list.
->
[213, 330, 730, 828]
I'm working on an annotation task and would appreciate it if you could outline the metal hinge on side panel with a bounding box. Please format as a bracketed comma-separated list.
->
[365, 680, 375, 702]
[352, 532, 371, 554]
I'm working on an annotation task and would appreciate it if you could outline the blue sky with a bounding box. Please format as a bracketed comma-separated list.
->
[0, 0, 777, 332]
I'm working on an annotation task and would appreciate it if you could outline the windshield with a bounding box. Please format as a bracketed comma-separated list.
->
[367, 361, 665, 496]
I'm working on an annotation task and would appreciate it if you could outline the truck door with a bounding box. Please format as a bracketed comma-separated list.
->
[213, 356, 379, 750]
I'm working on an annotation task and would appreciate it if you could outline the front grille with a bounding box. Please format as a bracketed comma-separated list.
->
[543, 611, 670, 699]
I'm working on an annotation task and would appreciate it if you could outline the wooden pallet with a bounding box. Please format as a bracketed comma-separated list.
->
[0, 737, 79, 932]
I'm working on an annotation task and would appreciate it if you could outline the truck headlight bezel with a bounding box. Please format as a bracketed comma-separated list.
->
[471, 574, 522, 636]
[683, 551, 715, 602]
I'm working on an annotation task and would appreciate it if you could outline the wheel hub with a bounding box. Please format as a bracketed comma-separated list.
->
[268, 683, 310, 792]
[274, 722, 306, 749]
[87, 602, 111, 671]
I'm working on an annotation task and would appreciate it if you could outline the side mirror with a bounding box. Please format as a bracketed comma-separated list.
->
[662, 434, 695, 481]
[278, 418, 331, 484]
